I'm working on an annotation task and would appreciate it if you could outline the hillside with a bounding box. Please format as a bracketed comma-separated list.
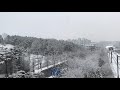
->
[67, 38, 91, 46]
[0, 35, 85, 56]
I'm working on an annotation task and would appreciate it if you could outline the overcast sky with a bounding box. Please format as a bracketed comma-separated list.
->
[0, 12, 120, 42]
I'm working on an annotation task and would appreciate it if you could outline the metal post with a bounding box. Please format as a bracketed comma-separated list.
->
[33, 61, 34, 73]
[111, 51, 112, 63]
[12, 60, 14, 74]
[47, 60, 48, 69]
[117, 55, 119, 78]
[12, 58, 15, 74]
[110, 51, 112, 63]
[37, 53, 39, 70]
[29, 54, 30, 72]
[54, 59, 55, 67]
[53, 52, 54, 66]
[109, 51, 110, 58]
[5, 60, 8, 77]
[38, 59, 39, 70]
[66, 60, 68, 70]
[40, 63, 42, 70]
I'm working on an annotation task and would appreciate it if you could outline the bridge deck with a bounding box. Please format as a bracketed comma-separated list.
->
[34, 60, 67, 73]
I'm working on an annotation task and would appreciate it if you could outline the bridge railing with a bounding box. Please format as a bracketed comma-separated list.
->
[34, 60, 67, 74]
[108, 50, 120, 78]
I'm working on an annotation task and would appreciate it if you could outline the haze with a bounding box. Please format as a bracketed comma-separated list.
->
[0, 12, 120, 42]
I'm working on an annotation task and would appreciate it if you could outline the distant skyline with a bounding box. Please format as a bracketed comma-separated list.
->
[0, 12, 120, 42]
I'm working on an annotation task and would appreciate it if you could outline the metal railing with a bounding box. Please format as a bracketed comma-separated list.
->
[109, 50, 120, 78]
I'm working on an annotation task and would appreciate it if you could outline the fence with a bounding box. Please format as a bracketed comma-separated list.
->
[108, 50, 120, 78]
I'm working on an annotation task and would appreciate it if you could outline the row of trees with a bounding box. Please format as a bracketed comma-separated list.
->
[61, 48, 113, 78]
[0, 35, 84, 56]
[0, 47, 30, 77]
[67, 38, 91, 46]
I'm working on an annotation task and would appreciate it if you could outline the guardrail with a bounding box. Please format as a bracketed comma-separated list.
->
[108, 50, 120, 78]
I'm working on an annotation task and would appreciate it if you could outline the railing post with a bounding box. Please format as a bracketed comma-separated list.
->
[40, 63, 42, 70]
[47, 60, 48, 69]
[33, 61, 35, 73]
[5, 60, 8, 77]
[117, 55, 119, 78]
[111, 51, 112, 63]
[109, 51, 111, 58]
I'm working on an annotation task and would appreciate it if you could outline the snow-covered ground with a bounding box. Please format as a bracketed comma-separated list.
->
[0, 44, 14, 50]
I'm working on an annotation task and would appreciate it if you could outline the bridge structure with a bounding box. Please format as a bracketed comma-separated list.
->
[33, 60, 68, 78]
